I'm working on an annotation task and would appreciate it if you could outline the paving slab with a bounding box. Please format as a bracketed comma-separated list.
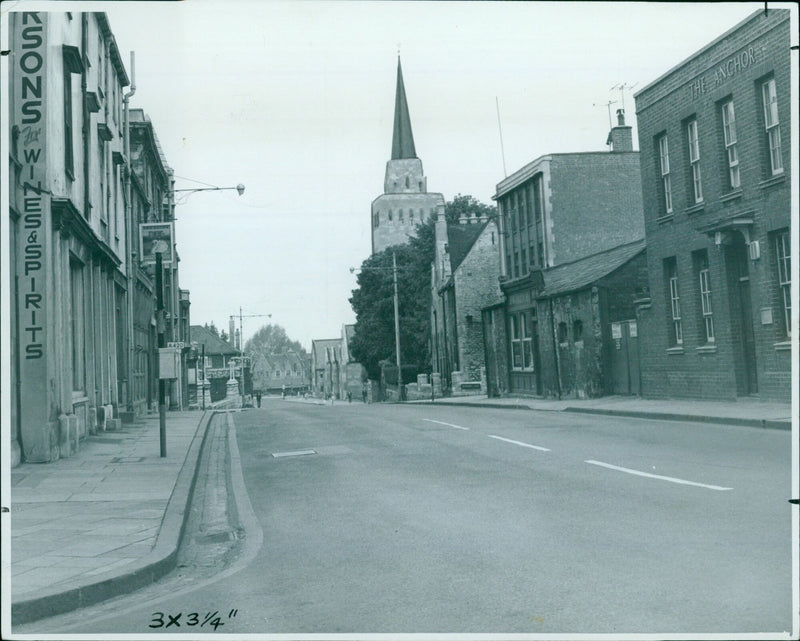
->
[10, 410, 213, 625]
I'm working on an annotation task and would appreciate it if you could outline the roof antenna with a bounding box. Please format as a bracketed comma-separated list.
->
[611, 82, 638, 114]
[496, 97, 507, 178]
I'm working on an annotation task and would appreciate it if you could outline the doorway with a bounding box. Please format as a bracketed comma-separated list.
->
[725, 233, 758, 395]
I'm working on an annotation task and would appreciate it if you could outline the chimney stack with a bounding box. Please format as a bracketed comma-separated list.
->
[607, 108, 633, 152]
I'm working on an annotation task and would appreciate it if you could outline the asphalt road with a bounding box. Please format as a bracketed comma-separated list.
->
[27, 400, 794, 636]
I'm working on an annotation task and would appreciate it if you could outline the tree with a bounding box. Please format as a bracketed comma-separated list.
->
[204, 322, 219, 338]
[445, 193, 496, 225]
[350, 195, 495, 380]
[244, 324, 307, 358]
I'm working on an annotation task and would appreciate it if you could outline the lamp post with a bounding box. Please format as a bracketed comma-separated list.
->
[174, 183, 245, 201]
[351, 251, 404, 401]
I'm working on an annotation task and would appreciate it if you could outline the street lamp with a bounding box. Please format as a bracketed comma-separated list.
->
[174, 183, 245, 198]
[351, 251, 404, 401]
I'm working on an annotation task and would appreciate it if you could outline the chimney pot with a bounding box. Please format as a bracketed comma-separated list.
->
[617, 109, 625, 126]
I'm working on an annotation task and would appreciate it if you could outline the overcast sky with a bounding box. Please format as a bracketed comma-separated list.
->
[18, 1, 770, 349]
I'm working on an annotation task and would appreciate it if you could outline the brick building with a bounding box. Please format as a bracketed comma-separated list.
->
[633, 8, 792, 401]
[371, 57, 444, 254]
[490, 114, 645, 396]
[431, 208, 503, 394]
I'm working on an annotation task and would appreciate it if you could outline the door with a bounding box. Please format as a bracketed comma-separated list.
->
[608, 320, 641, 395]
[733, 238, 758, 394]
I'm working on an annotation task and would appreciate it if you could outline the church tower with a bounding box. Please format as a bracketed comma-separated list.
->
[371, 57, 445, 255]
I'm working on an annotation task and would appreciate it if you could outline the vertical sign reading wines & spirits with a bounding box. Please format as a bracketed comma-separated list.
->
[16, 12, 55, 461]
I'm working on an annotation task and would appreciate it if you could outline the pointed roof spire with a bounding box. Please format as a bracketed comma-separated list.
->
[391, 56, 417, 160]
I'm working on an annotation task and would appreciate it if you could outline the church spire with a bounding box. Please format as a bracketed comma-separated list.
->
[391, 56, 417, 160]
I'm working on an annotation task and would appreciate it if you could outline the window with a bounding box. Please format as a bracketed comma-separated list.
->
[573, 319, 583, 342]
[687, 119, 703, 203]
[761, 78, 783, 174]
[64, 67, 74, 177]
[399, 209, 404, 222]
[658, 135, 672, 214]
[510, 314, 522, 369]
[521, 313, 533, 369]
[665, 258, 683, 346]
[388, 209, 392, 221]
[695, 251, 714, 343]
[70, 260, 85, 391]
[776, 230, 791, 337]
[557, 322, 568, 344]
[511, 312, 533, 370]
[721, 101, 740, 189]
[373, 211, 379, 228]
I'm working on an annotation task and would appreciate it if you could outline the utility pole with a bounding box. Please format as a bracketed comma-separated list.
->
[393, 252, 402, 401]
[156, 252, 166, 457]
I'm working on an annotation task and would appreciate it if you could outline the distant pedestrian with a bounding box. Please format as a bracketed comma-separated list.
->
[362, 386, 367, 403]
[347, 391, 352, 403]
[256, 391, 262, 408]
[281, 384, 286, 399]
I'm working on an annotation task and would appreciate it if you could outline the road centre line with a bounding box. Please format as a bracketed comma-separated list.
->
[487, 435, 550, 452]
[422, 418, 470, 430]
[585, 460, 733, 491]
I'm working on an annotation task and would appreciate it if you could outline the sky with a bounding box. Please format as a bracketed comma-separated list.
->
[9, 1, 770, 349]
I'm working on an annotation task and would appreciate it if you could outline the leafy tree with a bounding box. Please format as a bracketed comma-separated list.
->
[245, 324, 307, 358]
[204, 322, 219, 338]
[445, 193, 497, 224]
[220, 330, 229, 343]
[349, 195, 494, 380]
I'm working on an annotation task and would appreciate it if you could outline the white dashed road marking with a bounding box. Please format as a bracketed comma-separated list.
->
[272, 450, 316, 458]
[423, 419, 470, 430]
[585, 460, 733, 491]
[487, 435, 550, 452]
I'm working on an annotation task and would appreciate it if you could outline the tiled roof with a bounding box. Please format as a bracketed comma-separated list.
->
[312, 338, 341, 364]
[538, 239, 646, 298]
[190, 325, 239, 355]
[447, 221, 488, 273]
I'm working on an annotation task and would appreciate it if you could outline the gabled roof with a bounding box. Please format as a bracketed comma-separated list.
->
[447, 221, 489, 273]
[538, 239, 646, 298]
[190, 325, 239, 356]
[312, 338, 341, 365]
[391, 57, 417, 160]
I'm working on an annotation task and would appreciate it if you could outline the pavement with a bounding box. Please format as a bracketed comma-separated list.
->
[6, 392, 793, 625]
[408, 393, 794, 430]
[9, 410, 212, 625]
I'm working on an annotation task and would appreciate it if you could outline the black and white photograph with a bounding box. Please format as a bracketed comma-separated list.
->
[1, 1, 797, 639]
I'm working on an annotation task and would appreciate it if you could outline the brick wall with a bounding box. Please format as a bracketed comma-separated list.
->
[549, 153, 645, 265]
[635, 9, 791, 401]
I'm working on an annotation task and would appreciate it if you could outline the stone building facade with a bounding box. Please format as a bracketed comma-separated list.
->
[633, 8, 792, 401]
[430, 209, 503, 394]
[311, 338, 342, 398]
[371, 58, 444, 254]
[6, 11, 189, 463]
[250, 350, 310, 396]
[492, 114, 645, 396]
[8, 12, 131, 463]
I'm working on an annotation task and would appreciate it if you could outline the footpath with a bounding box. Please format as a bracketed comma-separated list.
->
[406, 393, 793, 430]
[8, 410, 212, 625]
[7, 394, 792, 626]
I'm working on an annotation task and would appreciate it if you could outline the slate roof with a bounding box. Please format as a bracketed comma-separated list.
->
[446, 221, 489, 273]
[538, 239, 646, 298]
[312, 338, 341, 366]
[190, 325, 239, 356]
